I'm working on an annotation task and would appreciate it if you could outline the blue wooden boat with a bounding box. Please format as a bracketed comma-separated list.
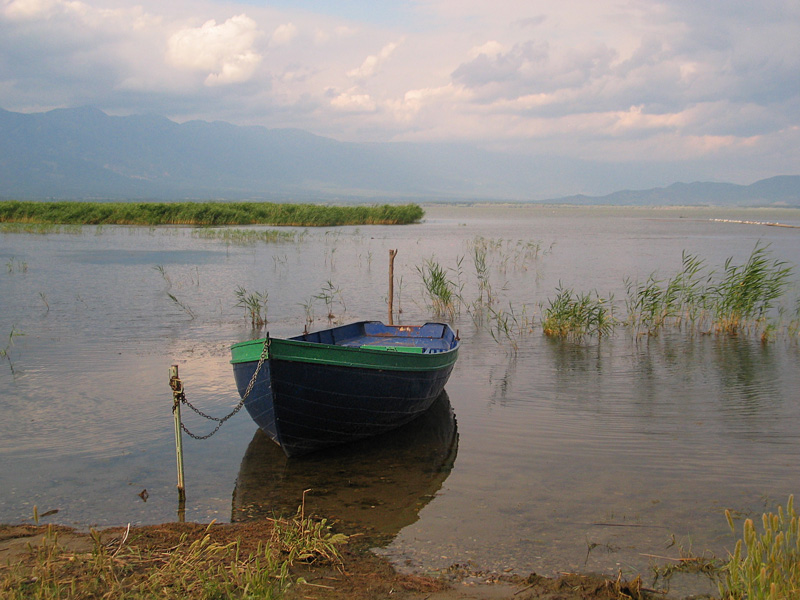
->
[231, 321, 459, 457]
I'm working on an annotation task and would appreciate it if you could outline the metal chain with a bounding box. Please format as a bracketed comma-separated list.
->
[172, 336, 270, 441]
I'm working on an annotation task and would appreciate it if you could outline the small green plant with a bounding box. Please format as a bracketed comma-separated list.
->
[314, 280, 345, 321]
[542, 286, 614, 340]
[5, 257, 27, 273]
[235, 286, 268, 328]
[270, 494, 348, 566]
[487, 303, 532, 352]
[418, 258, 456, 319]
[153, 264, 171, 287]
[1, 326, 23, 373]
[168, 293, 196, 319]
[720, 495, 800, 600]
[299, 297, 315, 324]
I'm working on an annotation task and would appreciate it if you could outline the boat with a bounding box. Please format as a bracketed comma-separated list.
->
[230, 321, 459, 457]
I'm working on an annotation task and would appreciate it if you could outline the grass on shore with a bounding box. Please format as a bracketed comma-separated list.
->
[0, 508, 347, 599]
[0, 200, 424, 227]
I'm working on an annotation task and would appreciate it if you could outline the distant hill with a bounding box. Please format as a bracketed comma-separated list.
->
[0, 106, 798, 205]
[550, 176, 800, 206]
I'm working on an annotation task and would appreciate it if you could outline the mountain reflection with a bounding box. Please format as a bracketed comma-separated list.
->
[232, 391, 458, 546]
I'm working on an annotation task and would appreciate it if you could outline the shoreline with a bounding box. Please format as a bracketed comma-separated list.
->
[0, 520, 662, 600]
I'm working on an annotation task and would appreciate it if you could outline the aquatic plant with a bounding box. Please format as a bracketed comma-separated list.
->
[235, 286, 268, 328]
[1, 327, 23, 373]
[0, 222, 84, 235]
[314, 280, 345, 321]
[487, 303, 533, 352]
[167, 293, 196, 320]
[720, 495, 800, 600]
[5, 257, 27, 273]
[709, 243, 792, 335]
[0, 200, 424, 227]
[542, 286, 614, 340]
[192, 227, 303, 245]
[417, 258, 456, 320]
[625, 252, 709, 335]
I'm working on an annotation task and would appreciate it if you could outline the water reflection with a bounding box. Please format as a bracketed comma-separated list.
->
[231, 392, 458, 545]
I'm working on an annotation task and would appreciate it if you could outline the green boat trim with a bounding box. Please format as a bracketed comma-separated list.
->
[230, 337, 458, 372]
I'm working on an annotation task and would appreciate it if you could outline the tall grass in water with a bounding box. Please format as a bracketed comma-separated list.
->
[235, 286, 268, 328]
[625, 252, 709, 336]
[710, 244, 792, 336]
[0, 200, 424, 226]
[418, 258, 456, 320]
[542, 286, 614, 341]
[720, 496, 800, 600]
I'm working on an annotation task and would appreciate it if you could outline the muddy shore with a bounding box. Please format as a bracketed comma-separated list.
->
[0, 520, 693, 599]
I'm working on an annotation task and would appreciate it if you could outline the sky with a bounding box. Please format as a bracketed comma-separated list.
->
[1, 0, 799, 193]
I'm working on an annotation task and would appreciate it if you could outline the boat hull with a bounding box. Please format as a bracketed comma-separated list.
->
[231, 321, 459, 457]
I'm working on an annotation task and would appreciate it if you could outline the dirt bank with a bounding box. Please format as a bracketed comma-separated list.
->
[0, 520, 662, 599]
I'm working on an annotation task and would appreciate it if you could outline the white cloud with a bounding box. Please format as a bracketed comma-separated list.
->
[167, 14, 262, 86]
[330, 88, 377, 112]
[0, 0, 797, 187]
[347, 41, 400, 80]
[270, 22, 297, 47]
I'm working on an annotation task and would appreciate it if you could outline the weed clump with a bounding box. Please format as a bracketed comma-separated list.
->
[720, 495, 800, 600]
[542, 286, 614, 341]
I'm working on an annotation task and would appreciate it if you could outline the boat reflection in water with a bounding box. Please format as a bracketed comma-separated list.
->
[232, 392, 458, 545]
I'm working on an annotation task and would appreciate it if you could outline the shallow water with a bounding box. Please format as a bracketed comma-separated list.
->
[2, 205, 799, 593]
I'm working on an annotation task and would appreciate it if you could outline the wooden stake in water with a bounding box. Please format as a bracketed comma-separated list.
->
[388, 249, 397, 325]
[169, 365, 187, 505]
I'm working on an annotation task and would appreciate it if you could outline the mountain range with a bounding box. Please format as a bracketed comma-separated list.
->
[1, 106, 798, 205]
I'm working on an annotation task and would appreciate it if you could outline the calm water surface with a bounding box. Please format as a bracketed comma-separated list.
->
[1, 205, 799, 593]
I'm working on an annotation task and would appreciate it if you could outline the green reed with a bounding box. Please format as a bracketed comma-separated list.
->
[418, 258, 456, 320]
[192, 228, 303, 245]
[487, 303, 533, 352]
[313, 280, 345, 321]
[5, 257, 28, 273]
[235, 286, 268, 328]
[710, 243, 792, 335]
[542, 286, 614, 340]
[0, 200, 424, 227]
[625, 252, 709, 335]
[720, 495, 800, 600]
[0, 221, 84, 235]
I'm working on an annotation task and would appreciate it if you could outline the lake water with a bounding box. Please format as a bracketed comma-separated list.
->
[2, 205, 799, 594]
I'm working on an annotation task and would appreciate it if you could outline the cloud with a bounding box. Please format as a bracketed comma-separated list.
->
[167, 14, 262, 86]
[0, 0, 798, 188]
[347, 41, 400, 80]
[330, 88, 377, 112]
[270, 22, 297, 47]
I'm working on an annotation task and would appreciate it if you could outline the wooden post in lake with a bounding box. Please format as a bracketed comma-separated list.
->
[388, 249, 397, 325]
[169, 365, 187, 511]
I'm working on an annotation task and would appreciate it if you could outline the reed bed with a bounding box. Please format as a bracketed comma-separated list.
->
[192, 228, 304, 245]
[720, 496, 800, 600]
[542, 244, 796, 341]
[0, 200, 424, 227]
[0, 222, 84, 235]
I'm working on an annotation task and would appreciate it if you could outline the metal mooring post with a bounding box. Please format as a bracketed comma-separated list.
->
[169, 365, 187, 508]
